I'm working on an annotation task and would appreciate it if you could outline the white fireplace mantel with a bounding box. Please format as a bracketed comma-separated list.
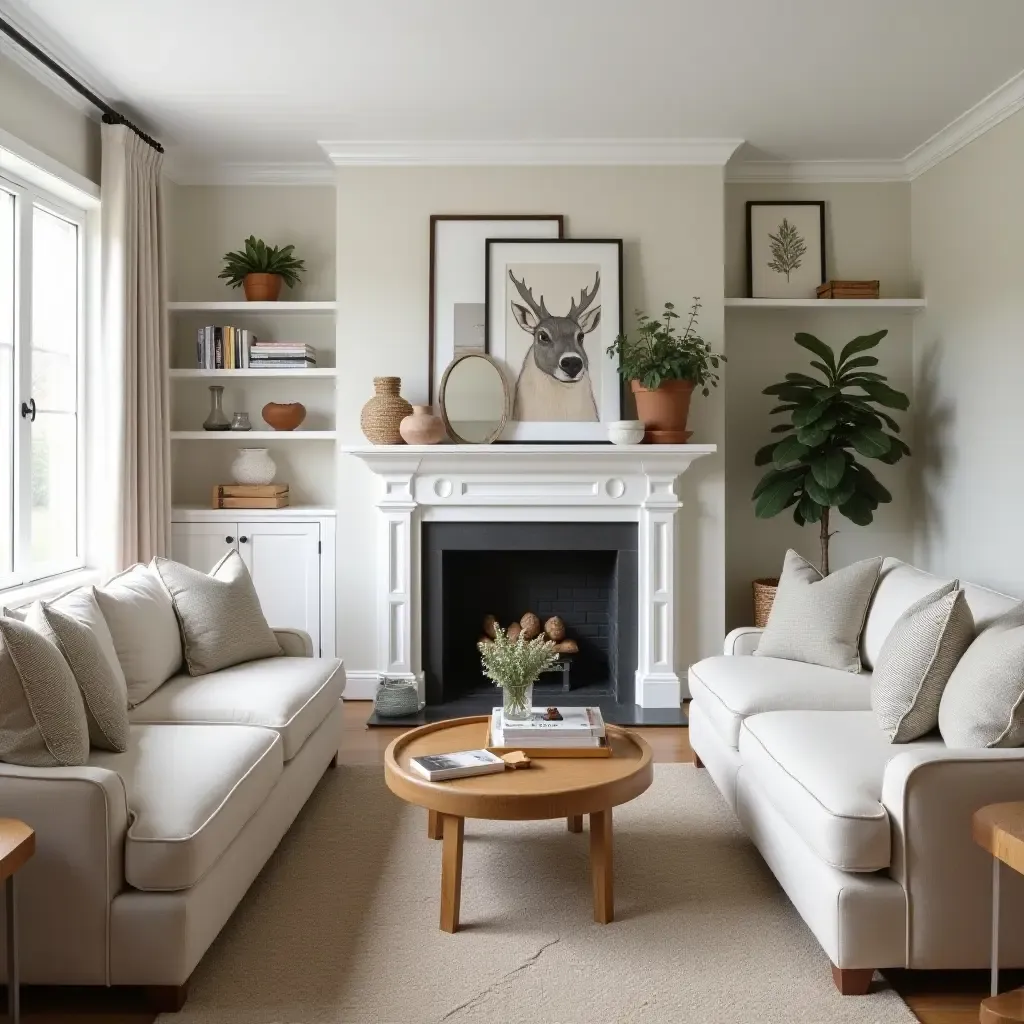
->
[342, 444, 716, 708]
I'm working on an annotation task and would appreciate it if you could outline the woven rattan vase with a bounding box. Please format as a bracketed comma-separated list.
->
[360, 377, 413, 445]
[752, 577, 779, 628]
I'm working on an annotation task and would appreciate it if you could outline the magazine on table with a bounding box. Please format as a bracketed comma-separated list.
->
[410, 749, 505, 782]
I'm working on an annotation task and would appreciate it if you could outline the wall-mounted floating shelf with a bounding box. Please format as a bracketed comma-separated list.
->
[167, 300, 338, 313]
[725, 298, 926, 310]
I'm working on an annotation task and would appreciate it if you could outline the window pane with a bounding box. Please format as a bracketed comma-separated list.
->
[30, 412, 77, 567]
[32, 206, 78, 411]
[0, 190, 13, 576]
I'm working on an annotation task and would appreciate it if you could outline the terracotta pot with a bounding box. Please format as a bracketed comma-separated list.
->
[360, 376, 413, 445]
[262, 401, 306, 431]
[399, 405, 445, 445]
[630, 378, 695, 443]
[243, 273, 283, 301]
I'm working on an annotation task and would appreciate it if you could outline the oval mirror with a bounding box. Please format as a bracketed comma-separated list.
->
[439, 353, 510, 444]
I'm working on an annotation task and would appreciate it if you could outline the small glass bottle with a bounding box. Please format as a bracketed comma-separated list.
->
[230, 411, 252, 431]
[203, 385, 231, 431]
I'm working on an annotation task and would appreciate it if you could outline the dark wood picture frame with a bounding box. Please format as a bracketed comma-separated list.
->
[745, 200, 826, 298]
[428, 214, 564, 402]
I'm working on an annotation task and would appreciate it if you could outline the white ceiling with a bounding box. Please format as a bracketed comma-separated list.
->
[4, 0, 1024, 174]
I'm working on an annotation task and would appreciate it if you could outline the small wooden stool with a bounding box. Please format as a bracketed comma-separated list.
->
[0, 820, 35, 1024]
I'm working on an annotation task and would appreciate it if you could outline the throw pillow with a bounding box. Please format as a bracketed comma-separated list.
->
[939, 602, 1024, 748]
[755, 550, 883, 672]
[94, 564, 183, 707]
[152, 551, 282, 676]
[0, 617, 88, 766]
[25, 602, 129, 752]
[870, 581, 974, 742]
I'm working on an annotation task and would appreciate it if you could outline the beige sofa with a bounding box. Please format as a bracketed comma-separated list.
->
[0, 620, 344, 1010]
[690, 558, 1024, 994]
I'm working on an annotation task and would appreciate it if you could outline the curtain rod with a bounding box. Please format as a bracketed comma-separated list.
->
[0, 15, 164, 154]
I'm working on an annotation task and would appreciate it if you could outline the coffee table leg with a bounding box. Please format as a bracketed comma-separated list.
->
[567, 815, 583, 833]
[440, 814, 465, 933]
[427, 809, 442, 840]
[590, 809, 613, 924]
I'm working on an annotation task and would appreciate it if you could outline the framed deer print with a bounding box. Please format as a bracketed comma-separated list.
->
[428, 215, 563, 406]
[485, 238, 623, 442]
[746, 200, 826, 298]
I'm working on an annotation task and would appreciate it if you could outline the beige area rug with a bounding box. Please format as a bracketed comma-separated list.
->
[163, 764, 917, 1024]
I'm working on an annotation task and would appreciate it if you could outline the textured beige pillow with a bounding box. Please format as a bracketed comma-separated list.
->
[939, 603, 1024, 748]
[870, 582, 974, 742]
[0, 617, 89, 766]
[152, 551, 281, 676]
[25, 602, 129, 752]
[755, 550, 883, 672]
[94, 564, 183, 708]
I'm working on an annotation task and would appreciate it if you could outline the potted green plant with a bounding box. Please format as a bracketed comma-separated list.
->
[606, 299, 724, 442]
[219, 236, 306, 301]
[478, 627, 559, 721]
[751, 329, 910, 578]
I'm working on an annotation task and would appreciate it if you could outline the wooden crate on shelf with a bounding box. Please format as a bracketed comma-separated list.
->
[212, 484, 289, 509]
[816, 280, 880, 299]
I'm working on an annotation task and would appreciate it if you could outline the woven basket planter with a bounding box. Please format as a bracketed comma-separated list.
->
[752, 577, 780, 628]
[360, 377, 412, 445]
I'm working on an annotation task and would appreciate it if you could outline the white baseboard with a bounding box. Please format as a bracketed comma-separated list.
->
[342, 671, 381, 700]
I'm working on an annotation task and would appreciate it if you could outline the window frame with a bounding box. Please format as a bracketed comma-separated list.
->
[0, 168, 88, 590]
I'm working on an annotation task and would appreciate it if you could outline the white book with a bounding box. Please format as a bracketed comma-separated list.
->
[490, 709, 604, 747]
[499, 706, 605, 738]
[409, 748, 505, 782]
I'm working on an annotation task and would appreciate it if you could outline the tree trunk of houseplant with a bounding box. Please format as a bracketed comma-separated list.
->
[243, 273, 283, 301]
[630, 379, 695, 443]
[820, 507, 831, 577]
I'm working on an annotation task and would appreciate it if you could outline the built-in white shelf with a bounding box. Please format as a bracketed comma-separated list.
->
[171, 430, 337, 441]
[172, 506, 337, 520]
[167, 301, 338, 313]
[170, 368, 337, 379]
[725, 298, 926, 310]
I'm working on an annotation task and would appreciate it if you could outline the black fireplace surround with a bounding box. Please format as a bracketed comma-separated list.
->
[422, 522, 638, 709]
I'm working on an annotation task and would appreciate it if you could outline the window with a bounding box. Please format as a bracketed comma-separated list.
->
[0, 173, 85, 588]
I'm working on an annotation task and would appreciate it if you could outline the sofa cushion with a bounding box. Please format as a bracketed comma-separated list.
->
[91, 724, 282, 891]
[688, 655, 872, 750]
[739, 710, 944, 871]
[128, 657, 343, 761]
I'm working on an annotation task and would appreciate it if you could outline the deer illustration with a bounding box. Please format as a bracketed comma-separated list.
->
[508, 268, 600, 422]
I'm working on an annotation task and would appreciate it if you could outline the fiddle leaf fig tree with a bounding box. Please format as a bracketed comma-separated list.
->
[751, 330, 910, 576]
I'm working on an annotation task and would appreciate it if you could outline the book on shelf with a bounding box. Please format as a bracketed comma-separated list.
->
[409, 748, 505, 782]
[196, 326, 257, 369]
[489, 707, 606, 748]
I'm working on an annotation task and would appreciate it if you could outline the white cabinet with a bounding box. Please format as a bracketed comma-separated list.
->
[171, 510, 336, 658]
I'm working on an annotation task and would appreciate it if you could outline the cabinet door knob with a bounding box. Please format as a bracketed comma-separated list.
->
[239, 535, 249, 544]
[225, 535, 234, 543]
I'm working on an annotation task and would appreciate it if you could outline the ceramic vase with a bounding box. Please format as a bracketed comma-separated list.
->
[262, 402, 306, 431]
[630, 379, 695, 443]
[360, 377, 412, 445]
[203, 385, 231, 431]
[399, 404, 445, 445]
[231, 448, 277, 485]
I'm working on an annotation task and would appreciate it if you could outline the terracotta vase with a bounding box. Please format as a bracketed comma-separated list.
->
[399, 405, 445, 445]
[630, 378, 695, 443]
[360, 377, 413, 445]
[262, 401, 307, 431]
[242, 273, 283, 301]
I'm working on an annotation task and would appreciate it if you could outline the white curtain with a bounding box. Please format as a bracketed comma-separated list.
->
[99, 123, 170, 569]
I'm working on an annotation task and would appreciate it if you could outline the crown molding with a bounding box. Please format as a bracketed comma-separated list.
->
[726, 159, 909, 183]
[904, 70, 1024, 179]
[163, 159, 335, 186]
[318, 138, 745, 167]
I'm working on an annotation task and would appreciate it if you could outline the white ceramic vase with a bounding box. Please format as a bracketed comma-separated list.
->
[231, 447, 277, 485]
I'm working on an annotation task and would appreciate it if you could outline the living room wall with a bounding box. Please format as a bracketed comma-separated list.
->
[723, 181, 916, 628]
[335, 165, 727, 693]
[911, 107, 1024, 595]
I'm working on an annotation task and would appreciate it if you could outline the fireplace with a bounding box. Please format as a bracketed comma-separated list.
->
[422, 522, 638, 709]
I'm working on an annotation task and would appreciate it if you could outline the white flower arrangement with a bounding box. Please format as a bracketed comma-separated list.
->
[478, 626, 559, 716]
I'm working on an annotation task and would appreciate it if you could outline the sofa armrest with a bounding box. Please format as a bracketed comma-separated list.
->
[724, 627, 764, 657]
[882, 748, 1024, 968]
[0, 763, 130, 984]
[274, 628, 313, 657]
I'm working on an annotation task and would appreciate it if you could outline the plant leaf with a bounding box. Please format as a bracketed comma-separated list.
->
[754, 474, 802, 518]
[811, 449, 846, 489]
[754, 442, 777, 466]
[859, 380, 910, 410]
[770, 423, 794, 433]
[803, 472, 832, 506]
[850, 426, 892, 458]
[772, 435, 810, 468]
[752, 467, 800, 500]
[851, 464, 893, 503]
[794, 333, 837, 374]
[839, 355, 879, 372]
[839, 492, 875, 526]
[792, 397, 833, 428]
[876, 436, 911, 464]
[838, 330, 888, 367]
[796, 423, 831, 447]
[797, 494, 824, 524]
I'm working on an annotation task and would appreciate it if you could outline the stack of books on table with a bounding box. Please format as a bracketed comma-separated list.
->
[489, 706, 606, 750]
[249, 342, 317, 369]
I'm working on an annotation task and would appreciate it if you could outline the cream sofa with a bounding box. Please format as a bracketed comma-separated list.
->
[690, 558, 1024, 994]
[0, 621, 344, 1010]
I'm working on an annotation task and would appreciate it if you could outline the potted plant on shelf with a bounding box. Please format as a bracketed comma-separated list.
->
[219, 236, 306, 301]
[750, 328, 910, 616]
[606, 298, 724, 443]
[478, 627, 558, 722]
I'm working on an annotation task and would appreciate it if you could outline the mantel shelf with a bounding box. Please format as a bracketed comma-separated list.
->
[167, 301, 337, 313]
[725, 298, 925, 310]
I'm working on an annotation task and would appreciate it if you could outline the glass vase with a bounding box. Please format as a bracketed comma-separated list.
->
[203, 385, 231, 431]
[502, 682, 533, 722]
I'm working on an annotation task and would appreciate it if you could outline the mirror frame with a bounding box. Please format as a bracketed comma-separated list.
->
[438, 353, 511, 445]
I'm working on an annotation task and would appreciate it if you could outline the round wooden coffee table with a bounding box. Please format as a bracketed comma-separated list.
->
[384, 715, 653, 933]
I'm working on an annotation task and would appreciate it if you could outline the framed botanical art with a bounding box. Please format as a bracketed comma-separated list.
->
[746, 201, 826, 298]
[485, 238, 622, 442]
[428, 215, 563, 406]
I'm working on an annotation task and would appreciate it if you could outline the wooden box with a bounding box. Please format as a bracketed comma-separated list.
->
[212, 484, 289, 509]
[816, 280, 880, 299]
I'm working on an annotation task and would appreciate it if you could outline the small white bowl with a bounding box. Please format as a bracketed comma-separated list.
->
[607, 420, 645, 445]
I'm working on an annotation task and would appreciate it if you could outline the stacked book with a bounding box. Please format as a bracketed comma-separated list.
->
[489, 706, 606, 749]
[249, 341, 317, 369]
[196, 326, 257, 369]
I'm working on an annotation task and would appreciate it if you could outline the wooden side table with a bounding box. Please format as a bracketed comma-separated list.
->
[0, 821, 34, 1024]
[973, 803, 1024, 1023]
